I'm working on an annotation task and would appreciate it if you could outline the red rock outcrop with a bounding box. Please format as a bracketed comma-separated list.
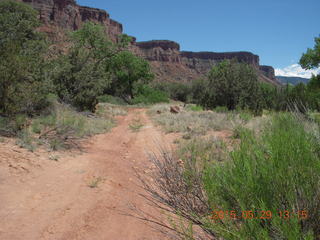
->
[16, 0, 280, 85]
[134, 40, 181, 63]
[133, 40, 279, 84]
[260, 65, 276, 81]
[136, 40, 180, 51]
[18, 0, 122, 41]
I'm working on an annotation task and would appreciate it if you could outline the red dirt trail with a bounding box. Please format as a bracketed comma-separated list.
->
[0, 109, 177, 240]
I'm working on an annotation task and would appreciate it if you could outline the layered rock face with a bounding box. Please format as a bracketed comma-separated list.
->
[181, 51, 260, 74]
[16, 0, 279, 85]
[259, 65, 276, 81]
[18, 0, 122, 41]
[134, 40, 279, 84]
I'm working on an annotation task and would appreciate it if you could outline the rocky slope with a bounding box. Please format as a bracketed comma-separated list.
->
[18, 0, 280, 85]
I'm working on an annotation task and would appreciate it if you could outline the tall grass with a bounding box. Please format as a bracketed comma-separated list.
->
[203, 113, 320, 239]
[144, 112, 320, 239]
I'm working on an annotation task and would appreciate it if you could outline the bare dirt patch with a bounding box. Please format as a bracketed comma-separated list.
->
[0, 108, 178, 240]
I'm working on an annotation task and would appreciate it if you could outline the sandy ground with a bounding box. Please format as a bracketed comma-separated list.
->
[0, 109, 179, 240]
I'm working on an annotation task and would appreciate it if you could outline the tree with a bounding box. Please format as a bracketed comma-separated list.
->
[53, 22, 131, 111]
[300, 36, 320, 70]
[108, 51, 154, 101]
[152, 82, 192, 102]
[0, 0, 51, 116]
[300, 35, 320, 110]
[201, 59, 261, 113]
[190, 78, 206, 104]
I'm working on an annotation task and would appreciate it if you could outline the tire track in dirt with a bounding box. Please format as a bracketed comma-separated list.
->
[0, 108, 177, 240]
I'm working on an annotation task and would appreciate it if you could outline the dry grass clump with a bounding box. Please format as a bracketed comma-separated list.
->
[147, 103, 176, 115]
[243, 114, 271, 136]
[35, 102, 115, 137]
[148, 104, 243, 135]
[95, 103, 128, 117]
[140, 147, 212, 238]
[304, 120, 320, 141]
[149, 104, 276, 141]
[178, 136, 228, 165]
[17, 102, 116, 151]
[129, 118, 144, 132]
[139, 137, 226, 239]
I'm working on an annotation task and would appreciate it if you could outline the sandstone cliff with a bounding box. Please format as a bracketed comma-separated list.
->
[18, 0, 122, 41]
[16, 0, 279, 85]
[134, 40, 278, 84]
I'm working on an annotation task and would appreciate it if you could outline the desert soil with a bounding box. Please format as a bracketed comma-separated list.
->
[0, 108, 178, 240]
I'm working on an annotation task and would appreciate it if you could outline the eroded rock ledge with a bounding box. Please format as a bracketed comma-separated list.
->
[19, 0, 122, 41]
[134, 40, 278, 83]
[136, 40, 180, 51]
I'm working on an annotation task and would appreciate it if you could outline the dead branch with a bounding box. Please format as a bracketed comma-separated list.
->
[134, 146, 217, 239]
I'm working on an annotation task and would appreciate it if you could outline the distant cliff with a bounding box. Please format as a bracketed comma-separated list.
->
[276, 76, 310, 85]
[17, 0, 280, 85]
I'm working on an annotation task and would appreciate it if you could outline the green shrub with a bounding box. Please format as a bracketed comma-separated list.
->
[189, 78, 207, 105]
[0, 0, 51, 116]
[232, 125, 250, 139]
[203, 113, 320, 239]
[31, 121, 42, 134]
[186, 104, 203, 112]
[200, 60, 262, 113]
[108, 51, 154, 101]
[53, 23, 134, 111]
[153, 81, 192, 102]
[16, 129, 35, 151]
[214, 106, 229, 113]
[238, 110, 254, 122]
[97, 94, 127, 105]
[132, 85, 169, 104]
[308, 111, 320, 125]
[49, 138, 64, 151]
[153, 79, 209, 104]
[0, 114, 29, 136]
[14, 114, 28, 130]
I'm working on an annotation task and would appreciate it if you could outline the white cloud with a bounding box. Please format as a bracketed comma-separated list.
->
[275, 64, 320, 78]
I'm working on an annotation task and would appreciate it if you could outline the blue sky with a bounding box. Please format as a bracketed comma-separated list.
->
[78, 0, 320, 77]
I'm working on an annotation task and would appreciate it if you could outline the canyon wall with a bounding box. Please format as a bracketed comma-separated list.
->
[134, 40, 278, 84]
[16, 0, 279, 85]
[18, 0, 122, 41]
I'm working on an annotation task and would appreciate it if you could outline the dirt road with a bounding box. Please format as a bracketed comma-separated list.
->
[0, 109, 177, 240]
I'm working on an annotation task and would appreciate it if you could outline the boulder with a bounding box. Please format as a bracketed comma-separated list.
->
[170, 106, 180, 114]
